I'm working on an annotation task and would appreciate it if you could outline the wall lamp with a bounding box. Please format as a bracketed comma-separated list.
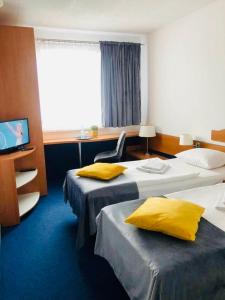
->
[179, 134, 201, 148]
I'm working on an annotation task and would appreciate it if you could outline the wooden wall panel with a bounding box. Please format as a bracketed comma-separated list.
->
[211, 129, 225, 143]
[149, 133, 225, 155]
[0, 159, 19, 225]
[200, 141, 225, 153]
[150, 133, 193, 155]
[0, 25, 47, 195]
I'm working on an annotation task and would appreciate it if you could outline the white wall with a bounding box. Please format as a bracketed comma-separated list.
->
[35, 27, 149, 130]
[148, 0, 225, 144]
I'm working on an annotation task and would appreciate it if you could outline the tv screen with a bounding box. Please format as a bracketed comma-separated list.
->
[0, 118, 30, 153]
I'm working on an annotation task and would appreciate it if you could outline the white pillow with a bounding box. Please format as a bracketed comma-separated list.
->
[176, 148, 225, 170]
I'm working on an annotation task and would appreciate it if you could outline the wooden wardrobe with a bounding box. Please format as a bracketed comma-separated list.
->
[0, 25, 47, 226]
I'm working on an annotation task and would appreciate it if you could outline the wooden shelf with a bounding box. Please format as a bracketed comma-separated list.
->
[18, 192, 40, 216]
[0, 147, 36, 161]
[16, 169, 38, 188]
[0, 146, 40, 226]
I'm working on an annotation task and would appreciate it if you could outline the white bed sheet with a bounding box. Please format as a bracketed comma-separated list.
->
[166, 183, 225, 233]
[120, 158, 225, 198]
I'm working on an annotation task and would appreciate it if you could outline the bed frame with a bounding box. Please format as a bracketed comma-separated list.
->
[211, 129, 225, 143]
[143, 131, 225, 156]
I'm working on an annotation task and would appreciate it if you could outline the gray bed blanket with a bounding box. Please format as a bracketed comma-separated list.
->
[95, 199, 225, 300]
[63, 169, 139, 248]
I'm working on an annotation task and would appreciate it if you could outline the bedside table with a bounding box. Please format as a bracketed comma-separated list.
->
[126, 150, 167, 160]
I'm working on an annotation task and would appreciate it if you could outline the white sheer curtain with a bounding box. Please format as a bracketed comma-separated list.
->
[36, 40, 101, 131]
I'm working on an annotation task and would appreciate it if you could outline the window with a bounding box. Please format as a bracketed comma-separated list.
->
[36, 40, 101, 131]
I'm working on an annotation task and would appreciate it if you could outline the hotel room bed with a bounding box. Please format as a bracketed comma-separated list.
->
[64, 158, 225, 248]
[95, 183, 225, 300]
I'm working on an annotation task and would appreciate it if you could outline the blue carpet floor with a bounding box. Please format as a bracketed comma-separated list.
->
[1, 181, 129, 300]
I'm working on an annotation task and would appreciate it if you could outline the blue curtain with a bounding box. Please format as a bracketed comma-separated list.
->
[100, 41, 141, 127]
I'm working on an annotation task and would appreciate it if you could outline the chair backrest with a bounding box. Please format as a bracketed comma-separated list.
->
[116, 131, 126, 158]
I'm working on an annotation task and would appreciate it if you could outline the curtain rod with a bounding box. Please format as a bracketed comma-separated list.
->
[36, 38, 144, 46]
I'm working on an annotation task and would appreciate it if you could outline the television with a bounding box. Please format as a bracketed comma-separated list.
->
[0, 118, 30, 154]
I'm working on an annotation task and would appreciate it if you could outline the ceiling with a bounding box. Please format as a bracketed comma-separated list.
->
[0, 0, 216, 33]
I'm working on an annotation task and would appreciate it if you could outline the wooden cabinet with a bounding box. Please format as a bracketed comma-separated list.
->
[0, 25, 47, 225]
[0, 148, 40, 226]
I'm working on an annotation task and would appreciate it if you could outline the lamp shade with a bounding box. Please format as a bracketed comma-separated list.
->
[179, 134, 193, 146]
[139, 125, 156, 138]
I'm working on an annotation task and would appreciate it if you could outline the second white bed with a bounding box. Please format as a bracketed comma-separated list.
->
[120, 158, 225, 197]
[95, 183, 225, 300]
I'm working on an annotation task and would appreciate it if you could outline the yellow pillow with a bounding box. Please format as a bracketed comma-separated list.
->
[76, 163, 127, 181]
[125, 197, 205, 241]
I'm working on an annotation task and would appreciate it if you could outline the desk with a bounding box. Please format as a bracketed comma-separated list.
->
[43, 131, 138, 167]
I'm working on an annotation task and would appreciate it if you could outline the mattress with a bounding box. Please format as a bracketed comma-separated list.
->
[95, 183, 225, 300]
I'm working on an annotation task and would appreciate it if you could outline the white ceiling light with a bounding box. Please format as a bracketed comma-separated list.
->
[0, 1, 4, 8]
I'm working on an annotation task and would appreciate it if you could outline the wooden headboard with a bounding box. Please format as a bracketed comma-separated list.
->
[148, 132, 225, 155]
[211, 130, 225, 143]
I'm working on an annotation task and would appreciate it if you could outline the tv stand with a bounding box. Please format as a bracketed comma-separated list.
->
[0, 25, 47, 210]
[20, 146, 34, 151]
[0, 146, 34, 154]
[17, 145, 26, 151]
[0, 147, 18, 155]
[0, 146, 40, 226]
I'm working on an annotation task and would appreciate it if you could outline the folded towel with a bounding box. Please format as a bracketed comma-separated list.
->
[141, 158, 167, 171]
[141, 164, 169, 173]
[137, 164, 170, 174]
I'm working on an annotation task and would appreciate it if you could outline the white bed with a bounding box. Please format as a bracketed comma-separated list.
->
[167, 182, 225, 232]
[64, 157, 225, 248]
[95, 183, 225, 300]
[120, 158, 225, 197]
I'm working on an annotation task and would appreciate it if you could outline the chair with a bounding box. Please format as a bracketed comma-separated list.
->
[94, 131, 126, 163]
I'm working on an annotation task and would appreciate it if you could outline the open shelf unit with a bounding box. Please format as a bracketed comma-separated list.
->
[18, 192, 40, 216]
[0, 25, 48, 226]
[16, 169, 38, 188]
[0, 147, 40, 226]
